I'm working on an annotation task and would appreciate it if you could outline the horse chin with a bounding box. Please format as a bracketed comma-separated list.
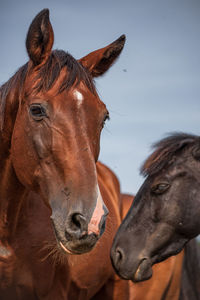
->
[132, 258, 153, 283]
[59, 241, 74, 255]
[57, 234, 98, 255]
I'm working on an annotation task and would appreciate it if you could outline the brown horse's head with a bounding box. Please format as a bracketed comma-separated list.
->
[111, 133, 200, 281]
[1, 9, 125, 254]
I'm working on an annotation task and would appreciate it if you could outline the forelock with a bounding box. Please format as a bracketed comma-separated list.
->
[140, 132, 199, 177]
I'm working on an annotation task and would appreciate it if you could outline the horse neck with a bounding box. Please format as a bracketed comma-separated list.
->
[0, 67, 30, 238]
[0, 155, 26, 240]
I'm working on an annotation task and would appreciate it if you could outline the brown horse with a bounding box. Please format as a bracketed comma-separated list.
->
[111, 133, 200, 284]
[0, 9, 128, 299]
[120, 194, 184, 300]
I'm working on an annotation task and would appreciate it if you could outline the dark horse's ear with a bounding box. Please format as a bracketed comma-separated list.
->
[79, 35, 126, 77]
[192, 141, 200, 160]
[26, 9, 54, 66]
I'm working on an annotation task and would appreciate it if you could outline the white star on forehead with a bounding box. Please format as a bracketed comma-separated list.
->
[73, 90, 84, 106]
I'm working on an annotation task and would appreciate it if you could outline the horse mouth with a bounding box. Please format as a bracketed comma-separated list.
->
[51, 219, 99, 255]
[55, 230, 98, 255]
[59, 241, 74, 254]
[132, 258, 153, 282]
[58, 237, 97, 255]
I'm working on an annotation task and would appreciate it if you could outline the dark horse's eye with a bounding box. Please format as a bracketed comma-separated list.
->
[29, 104, 46, 121]
[151, 183, 170, 194]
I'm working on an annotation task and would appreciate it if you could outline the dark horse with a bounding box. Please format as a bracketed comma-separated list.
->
[0, 9, 129, 299]
[120, 194, 185, 300]
[119, 194, 200, 300]
[111, 133, 200, 285]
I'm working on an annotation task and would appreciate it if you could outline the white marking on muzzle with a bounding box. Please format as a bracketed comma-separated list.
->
[88, 185, 105, 236]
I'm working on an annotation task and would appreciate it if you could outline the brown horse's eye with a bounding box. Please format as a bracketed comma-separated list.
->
[151, 183, 170, 194]
[29, 104, 46, 121]
[102, 112, 110, 128]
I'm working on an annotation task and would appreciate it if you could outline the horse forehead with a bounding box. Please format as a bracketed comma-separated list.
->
[70, 86, 103, 110]
[73, 89, 84, 106]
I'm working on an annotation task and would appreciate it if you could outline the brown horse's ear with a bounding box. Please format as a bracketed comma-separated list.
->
[79, 35, 126, 77]
[26, 9, 54, 66]
[192, 142, 200, 160]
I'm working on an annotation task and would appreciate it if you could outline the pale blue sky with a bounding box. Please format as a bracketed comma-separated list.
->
[1, 0, 200, 194]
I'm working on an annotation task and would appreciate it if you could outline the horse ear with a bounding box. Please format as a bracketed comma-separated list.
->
[192, 142, 200, 160]
[26, 9, 54, 66]
[79, 35, 126, 77]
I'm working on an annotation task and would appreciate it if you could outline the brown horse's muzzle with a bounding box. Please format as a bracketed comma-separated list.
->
[50, 198, 108, 255]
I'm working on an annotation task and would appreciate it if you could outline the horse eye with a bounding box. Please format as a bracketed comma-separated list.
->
[151, 183, 170, 194]
[102, 112, 110, 128]
[29, 104, 46, 121]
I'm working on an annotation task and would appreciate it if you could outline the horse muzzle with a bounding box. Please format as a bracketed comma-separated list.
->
[111, 243, 153, 282]
[132, 257, 153, 282]
[51, 207, 108, 255]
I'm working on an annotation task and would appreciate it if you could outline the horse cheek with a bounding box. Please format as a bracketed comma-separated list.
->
[11, 112, 37, 188]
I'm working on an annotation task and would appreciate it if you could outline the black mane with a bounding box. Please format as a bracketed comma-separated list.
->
[141, 132, 199, 177]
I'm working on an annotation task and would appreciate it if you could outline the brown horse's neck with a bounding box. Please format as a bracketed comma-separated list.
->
[0, 68, 28, 239]
[0, 155, 26, 241]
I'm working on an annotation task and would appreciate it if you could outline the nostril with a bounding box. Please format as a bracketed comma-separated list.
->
[71, 213, 87, 232]
[114, 247, 124, 268]
[65, 213, 87, 240]
[71, 213, 82, 229]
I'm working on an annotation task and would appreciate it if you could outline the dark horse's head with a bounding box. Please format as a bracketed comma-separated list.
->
[111, 133, 200, 281]
[0, 9, 125, 254]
